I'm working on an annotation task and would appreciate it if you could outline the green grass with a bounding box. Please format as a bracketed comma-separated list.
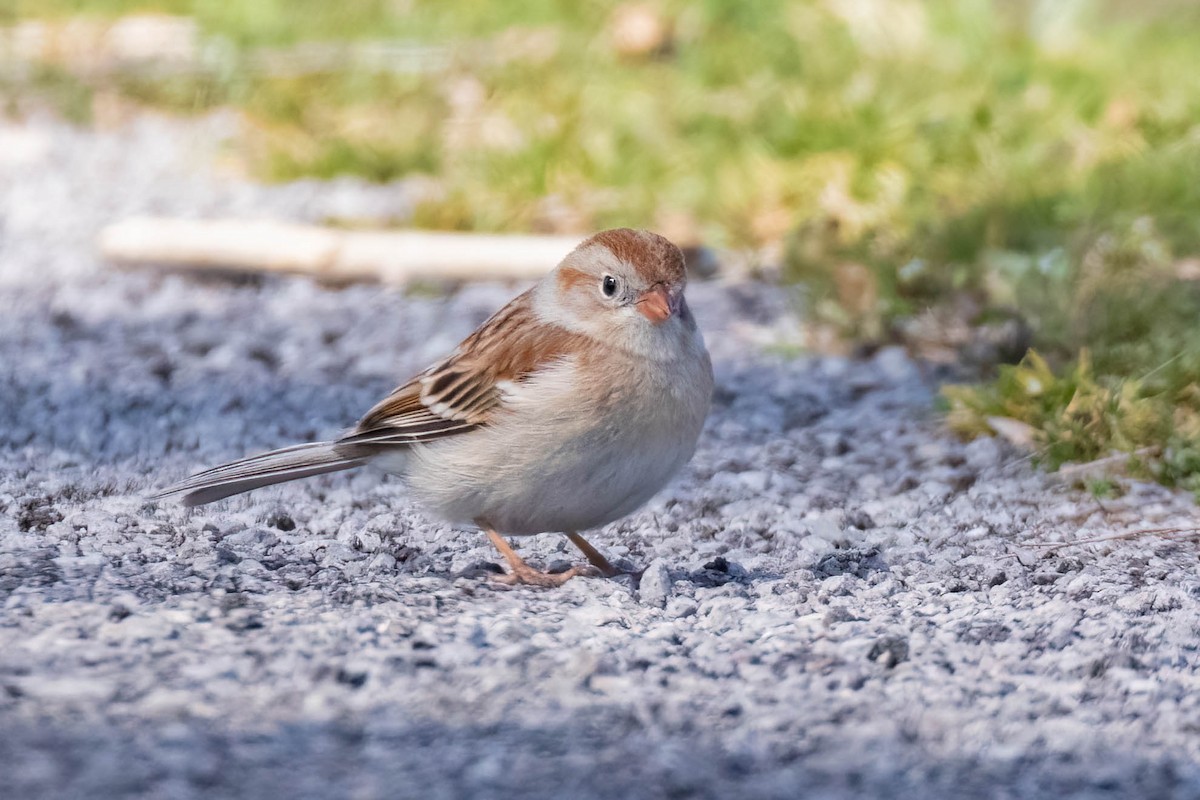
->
[944, 348, 1200, 498]
[9, 0, 1200, 492]
[13, 1, 1198, 244]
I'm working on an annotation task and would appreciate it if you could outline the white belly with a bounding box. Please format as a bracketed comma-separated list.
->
[380, 347, 712, 535]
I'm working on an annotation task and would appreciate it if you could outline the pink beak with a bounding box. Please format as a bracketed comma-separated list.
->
[636, 285, 674, 325]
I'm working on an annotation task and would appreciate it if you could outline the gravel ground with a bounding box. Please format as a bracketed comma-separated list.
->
[4, 114, 1200, 800]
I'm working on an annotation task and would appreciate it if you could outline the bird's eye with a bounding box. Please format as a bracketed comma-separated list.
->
[601, 275, 619, 298]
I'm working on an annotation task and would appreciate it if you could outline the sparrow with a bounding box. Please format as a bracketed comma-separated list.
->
[155, 228, 714, 587]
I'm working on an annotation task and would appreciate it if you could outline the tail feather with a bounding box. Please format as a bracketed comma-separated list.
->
[154, 441, 365, 507]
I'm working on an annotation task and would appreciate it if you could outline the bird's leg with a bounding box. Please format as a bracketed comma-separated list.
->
[478, 521, 584, 587]
[565, 532, 624, 578]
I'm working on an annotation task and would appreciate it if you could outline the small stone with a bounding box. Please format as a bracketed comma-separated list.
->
[1064, 573, 1094, 600]
[354, 529, 382, 553]
[665, 597, 698, 618]
[609, 3, 672, 58]
[918, 481, 954, 504]
[816, 431, 850, 456]
[214, 546, 241, 565]
[368, 552, 397, 574]
[221, 528, 278, 552]
[873, 346, 917, 382]
[733, 470, 769, 493]
[17, 497, 62, 532]
[224, 611, 264, 632]
[823, 606, 862, 625]
[459, 561, 505, 578]
[956, 620, 1012, 644]
[819, 574, 859, 597]
[704, 556, 730, 573]
[279, 566, 309, 590]
[321, 543, 364, 565]
[108, 602, 134, 622]
[867, 636, 910, 668]
[964, 436, 1006, 471]
[691, 556, 736, 588]
[844, 509, 876, 530]
[639, 559, 672, 607]
[267, 513, 296, 532]
[335, 667, 368, 689]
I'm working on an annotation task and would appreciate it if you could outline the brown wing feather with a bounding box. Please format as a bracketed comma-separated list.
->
[337, 379, 473, 450]
[337, 289, 588, 453]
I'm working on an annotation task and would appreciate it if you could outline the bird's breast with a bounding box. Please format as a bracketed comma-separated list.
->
[397, 344, 712, 534]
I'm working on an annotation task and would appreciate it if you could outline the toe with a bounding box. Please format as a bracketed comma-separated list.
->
[491, 565, 584, 588]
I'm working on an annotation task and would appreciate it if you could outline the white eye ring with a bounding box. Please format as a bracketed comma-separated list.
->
[601, 275, 620, 298]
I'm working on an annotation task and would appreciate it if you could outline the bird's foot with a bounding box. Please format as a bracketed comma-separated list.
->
[565, 532, 636, 579]
[490, 561, 602, 587]
[478, 523, 605, 588]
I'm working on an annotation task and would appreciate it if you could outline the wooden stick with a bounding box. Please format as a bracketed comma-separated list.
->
[99, 217, 586, 284]
[2, 19, 449, 79]
[1026, 526, 1200, 552]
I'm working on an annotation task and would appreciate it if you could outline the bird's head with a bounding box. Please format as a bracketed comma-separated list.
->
[537, 228, 694, 358]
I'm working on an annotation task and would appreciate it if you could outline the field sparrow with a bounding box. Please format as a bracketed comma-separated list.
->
[156, 228, 713, 587]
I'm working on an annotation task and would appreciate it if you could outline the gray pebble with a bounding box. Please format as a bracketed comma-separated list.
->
[638, 558, 673, 607]
[2, 114, 1198, 800]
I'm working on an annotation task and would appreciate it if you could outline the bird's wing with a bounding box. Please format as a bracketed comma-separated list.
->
[336, 289, 589, 452]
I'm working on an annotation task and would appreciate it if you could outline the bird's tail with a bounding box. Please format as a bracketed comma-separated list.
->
[153, 441, 366, 507]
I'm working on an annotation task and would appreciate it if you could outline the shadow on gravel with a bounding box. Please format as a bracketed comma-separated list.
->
[686, 556, 784, 587]
[1, 298, 383, 463]
[0, 713, 1188, 800]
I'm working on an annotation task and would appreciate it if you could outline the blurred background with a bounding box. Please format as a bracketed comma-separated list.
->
[4, 0, 1200, 492]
